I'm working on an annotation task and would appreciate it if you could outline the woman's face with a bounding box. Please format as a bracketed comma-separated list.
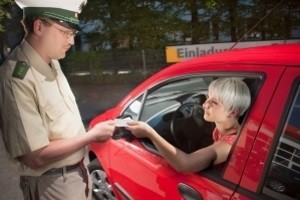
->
[202, 92, 231, 123]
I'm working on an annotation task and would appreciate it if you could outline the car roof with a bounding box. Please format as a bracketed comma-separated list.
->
[129, 43, 300, 99]
[170, 43, 300, 68]
[116, 43, 300, 114]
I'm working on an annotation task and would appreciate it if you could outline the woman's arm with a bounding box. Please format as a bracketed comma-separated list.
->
[127, 121, 231, 173]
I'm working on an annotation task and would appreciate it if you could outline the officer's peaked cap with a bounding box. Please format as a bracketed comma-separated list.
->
[15, 0, 87, 31]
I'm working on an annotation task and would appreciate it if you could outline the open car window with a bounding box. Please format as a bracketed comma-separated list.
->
[114, 73, 263, 185]
[136, 74, 262, 156]
[139, 76, 213, 153]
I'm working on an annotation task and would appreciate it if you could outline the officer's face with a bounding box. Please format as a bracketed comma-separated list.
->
[39, 19, 75, 61]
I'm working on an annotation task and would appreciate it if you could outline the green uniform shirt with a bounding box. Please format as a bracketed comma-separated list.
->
[0, 39, 85, 176]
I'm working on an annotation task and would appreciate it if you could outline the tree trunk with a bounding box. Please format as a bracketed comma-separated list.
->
[228, 0, 238, 41]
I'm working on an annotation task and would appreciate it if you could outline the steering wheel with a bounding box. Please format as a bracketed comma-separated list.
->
[170, 102, 214, 153]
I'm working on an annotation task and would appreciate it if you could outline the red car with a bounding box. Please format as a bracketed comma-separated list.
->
[87, 43, 300, 200]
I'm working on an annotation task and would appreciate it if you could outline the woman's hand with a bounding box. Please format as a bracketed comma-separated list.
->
[126, 121, 155, 138]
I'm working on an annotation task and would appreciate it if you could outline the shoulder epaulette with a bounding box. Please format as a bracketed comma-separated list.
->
[12, 61, 29, 79]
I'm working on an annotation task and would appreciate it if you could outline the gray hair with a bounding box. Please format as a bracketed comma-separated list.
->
[208, 77, 251, 117]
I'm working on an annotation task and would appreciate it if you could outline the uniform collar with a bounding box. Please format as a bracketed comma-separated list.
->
[20, 39, 58, 80]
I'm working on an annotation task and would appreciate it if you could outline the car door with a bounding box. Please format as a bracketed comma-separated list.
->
[108, 74, 240, 199]
[232, 67, 300, 199]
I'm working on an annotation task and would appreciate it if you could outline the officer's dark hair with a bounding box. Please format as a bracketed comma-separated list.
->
[21, 17, 51, 35]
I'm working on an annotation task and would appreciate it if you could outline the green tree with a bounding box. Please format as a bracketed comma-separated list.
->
[249, 0, 300, 40]
[159, 0, 209, 44]
[0, 0, 14, 64]
[0, 0, 13, 31]
[82, 0, 215, 49]
[80, 0, 177, 50]
[79, 0, 300, 49]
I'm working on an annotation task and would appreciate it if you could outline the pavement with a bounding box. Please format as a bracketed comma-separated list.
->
[0, 83, 136, 200]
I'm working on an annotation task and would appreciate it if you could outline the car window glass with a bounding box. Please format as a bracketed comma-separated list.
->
[262, 84, 300, 200]
[123, 95, 143, 120]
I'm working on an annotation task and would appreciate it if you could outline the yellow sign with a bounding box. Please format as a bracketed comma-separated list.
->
[165, 46, 183, 63]
[165, 39, 300, 63]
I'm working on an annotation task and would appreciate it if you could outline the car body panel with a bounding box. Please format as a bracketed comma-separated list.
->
[106, 139, 237, 200]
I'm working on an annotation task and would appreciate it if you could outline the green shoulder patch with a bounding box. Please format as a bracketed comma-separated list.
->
[12, 61, 29, 79]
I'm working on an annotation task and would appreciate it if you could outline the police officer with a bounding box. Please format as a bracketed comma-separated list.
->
[0, 1, 116, 199]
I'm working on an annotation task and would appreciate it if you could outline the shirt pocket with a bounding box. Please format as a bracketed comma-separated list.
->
[45, 100, 66, 120]
[45, 100, 69, 140]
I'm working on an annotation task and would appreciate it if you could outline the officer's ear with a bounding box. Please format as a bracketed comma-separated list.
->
[33, 19, 45, 36]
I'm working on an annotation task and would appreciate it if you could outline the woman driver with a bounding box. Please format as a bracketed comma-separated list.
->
[126, 77, 251, 173]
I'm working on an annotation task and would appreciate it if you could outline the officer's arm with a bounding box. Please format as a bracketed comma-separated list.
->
[21, 120, 115, 170]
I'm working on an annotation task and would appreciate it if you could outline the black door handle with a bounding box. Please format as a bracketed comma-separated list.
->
[178, 183, 203, 200]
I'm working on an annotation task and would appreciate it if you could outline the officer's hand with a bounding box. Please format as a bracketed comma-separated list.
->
[90, 120, 116, 142]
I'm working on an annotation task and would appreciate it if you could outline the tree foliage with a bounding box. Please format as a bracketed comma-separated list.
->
[0, 0, 14, 31]
[79, 0, 299, 50]
[1, 0, 300, 53]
